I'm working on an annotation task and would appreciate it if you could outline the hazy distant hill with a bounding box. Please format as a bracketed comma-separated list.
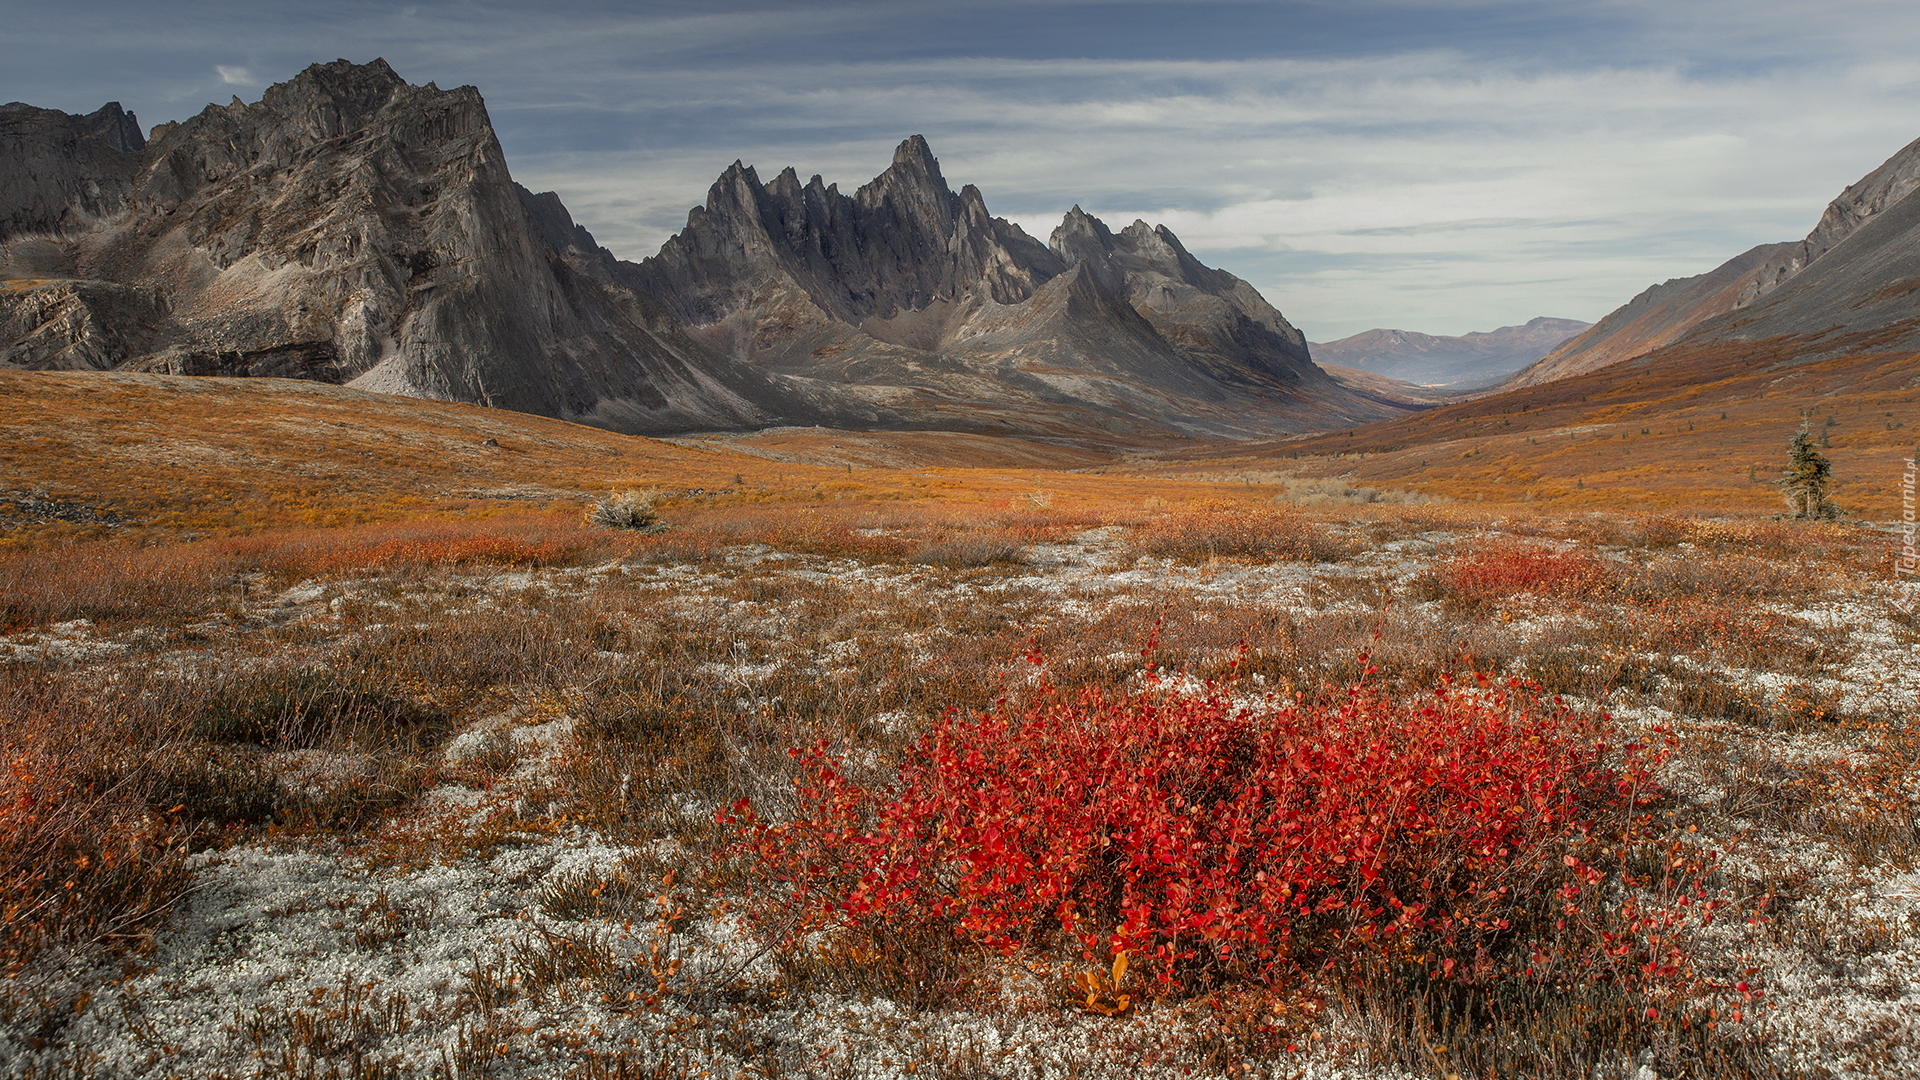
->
[1310, 317, 1589, 388]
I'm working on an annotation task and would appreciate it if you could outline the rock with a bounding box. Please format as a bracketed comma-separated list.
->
[0, 100, 144, 240]
[0, 278, 167, 370]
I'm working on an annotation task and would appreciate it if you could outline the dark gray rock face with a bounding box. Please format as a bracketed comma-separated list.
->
[630, 139, 1407, 437]
[1796, 135, 1920, 271]
[0, 101, 144, 240]
[0, 278, 166, 370]
[1047, 208, 1314, 381]
[1510, 134, 1920, 386]
[0, 59, 786, 433]
[624, 136, 1065, 356]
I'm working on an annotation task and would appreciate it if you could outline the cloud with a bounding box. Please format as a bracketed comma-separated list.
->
[214, 65, 256, 86]
[510, 49, 1920, 335]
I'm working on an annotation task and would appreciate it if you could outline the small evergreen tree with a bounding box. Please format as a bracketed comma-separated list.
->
[1780, 427, 1840, 520]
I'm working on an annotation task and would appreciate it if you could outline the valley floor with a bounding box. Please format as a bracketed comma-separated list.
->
[2, 504, 1916, 1079]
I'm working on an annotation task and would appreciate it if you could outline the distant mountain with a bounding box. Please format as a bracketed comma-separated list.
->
[1508, 134, 1920, 388]
[624, 137, 1413, 437]
[1309, 317, 1589, 388]
[0, 60, 1411, 440]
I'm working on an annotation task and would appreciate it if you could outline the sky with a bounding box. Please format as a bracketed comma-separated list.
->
[6, 0, 1920, 340]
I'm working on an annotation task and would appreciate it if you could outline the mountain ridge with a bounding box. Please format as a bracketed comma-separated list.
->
[0, 59, 798, 433]
[623, 131, 1409, 437]
[0, 61, 1409, 441]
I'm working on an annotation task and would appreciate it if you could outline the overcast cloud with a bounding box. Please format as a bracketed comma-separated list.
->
[6, 0, 1920, 338]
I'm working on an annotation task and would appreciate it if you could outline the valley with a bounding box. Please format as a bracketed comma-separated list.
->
[2, 53, 1918, 1080]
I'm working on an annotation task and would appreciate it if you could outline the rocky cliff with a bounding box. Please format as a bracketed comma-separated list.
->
[0, 100, 145, 240]
[1508, 135, 1920, 387]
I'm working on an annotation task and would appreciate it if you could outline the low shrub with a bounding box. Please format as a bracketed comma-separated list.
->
[907, 531, 1024, 567]
[583, 491, 660, 530]
[0, 764, 192, 973]
[722, 652, 1697, 1003]
[193, 668, 449, 750]
[0, 670, 194, 973]
[1434, 542, 1614, 606]
[0, 540, 226, 631]
[0, 517, 624, 631]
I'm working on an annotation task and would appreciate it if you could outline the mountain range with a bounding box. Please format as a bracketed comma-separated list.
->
[0, 59, 1413, 441]
[6, 58, 1917, 452]
[1310, 317, 1589, 388]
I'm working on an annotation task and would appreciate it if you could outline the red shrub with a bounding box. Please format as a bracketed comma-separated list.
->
[1440, 543, 1613, 603]
[723, 654, 1672, 994]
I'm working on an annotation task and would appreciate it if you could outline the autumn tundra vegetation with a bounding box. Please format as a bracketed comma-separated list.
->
[0, 377, 1914, 1078]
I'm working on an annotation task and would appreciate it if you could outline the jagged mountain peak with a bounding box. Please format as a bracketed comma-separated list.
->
[1049, 206, 1118, 263]
[892, 133, 937, 167]
[630, 135, 1064, 335]
[267, 57, 406, 107]
[1049, 209, 1198, 270]
[850, 135, 956, 237]
[155, 58, 418, 150]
